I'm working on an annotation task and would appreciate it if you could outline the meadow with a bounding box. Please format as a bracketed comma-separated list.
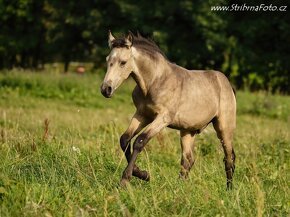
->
[0, 71, 289, 217]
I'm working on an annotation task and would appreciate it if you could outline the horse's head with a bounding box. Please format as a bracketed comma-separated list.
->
[100, 31, 134, 98]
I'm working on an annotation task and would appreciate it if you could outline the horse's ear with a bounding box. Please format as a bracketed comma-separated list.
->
[108, 30, 115, 48]
[125, 31, 133, 48]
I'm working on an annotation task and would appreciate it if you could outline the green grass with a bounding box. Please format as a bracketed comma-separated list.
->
[0, 71, 289, 216]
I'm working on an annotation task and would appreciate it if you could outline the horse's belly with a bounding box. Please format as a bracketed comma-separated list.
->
[169, 109, 216, 131]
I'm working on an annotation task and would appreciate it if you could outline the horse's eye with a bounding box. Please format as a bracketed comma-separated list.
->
[120, 61, 127, 66]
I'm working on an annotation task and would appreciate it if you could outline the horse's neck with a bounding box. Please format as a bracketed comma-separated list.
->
[131, 71, 148, 95]
[132, 56, 170, 96]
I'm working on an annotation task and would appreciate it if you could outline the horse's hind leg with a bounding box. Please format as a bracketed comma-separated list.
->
[213, 117, 236, 190]
[179, 130, 196, 179]
[120, 113, 150, 181]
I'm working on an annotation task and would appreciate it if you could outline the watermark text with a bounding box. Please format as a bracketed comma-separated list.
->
[211, 4, 287, 12]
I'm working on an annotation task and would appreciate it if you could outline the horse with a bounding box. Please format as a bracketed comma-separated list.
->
[100, 31, 236, 189]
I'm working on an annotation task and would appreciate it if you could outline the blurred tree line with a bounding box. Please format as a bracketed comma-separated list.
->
[0, 0, 289, 92]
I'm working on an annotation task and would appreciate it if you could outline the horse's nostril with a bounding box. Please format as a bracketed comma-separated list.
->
[107, 86, 112, 94]
[106, 86, 112, 96]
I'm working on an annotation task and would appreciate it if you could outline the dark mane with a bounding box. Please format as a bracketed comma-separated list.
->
[111, 33, 166, 59]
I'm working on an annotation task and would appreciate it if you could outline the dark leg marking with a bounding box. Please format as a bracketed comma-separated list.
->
[224, 151, 236, 190]
[121, 133, 150, 182]
[133, 133, 149, 152]
[120, 134, 150, 181]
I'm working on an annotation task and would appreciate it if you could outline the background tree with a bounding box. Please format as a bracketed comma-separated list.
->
[0, 0, 289, 92]
[226, 0, 290, 92]
[0, 0, 45, 68]
[44, 0, 102, 72]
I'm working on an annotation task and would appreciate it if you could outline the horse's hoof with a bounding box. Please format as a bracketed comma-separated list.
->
[226, 181, 233, 190]
[179, 171, 188, 180]
[140, 170, 150, 181]
[133, 169, 150, 181]
[120, 179, 130, 188]
[179, 175, 187, 180]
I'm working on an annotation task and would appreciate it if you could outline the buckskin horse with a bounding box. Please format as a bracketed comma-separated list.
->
[100, 31, 236, 189]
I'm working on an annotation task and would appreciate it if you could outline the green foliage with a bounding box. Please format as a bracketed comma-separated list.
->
[0, 72, 289, 216]
[0, 0, 289, 92]
[236, 91, 290, 121]
[0, 70, 132, 109]
[226, 0, 290, 92]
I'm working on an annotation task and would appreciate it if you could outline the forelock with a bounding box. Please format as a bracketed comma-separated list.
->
[111, 38, 128, 48]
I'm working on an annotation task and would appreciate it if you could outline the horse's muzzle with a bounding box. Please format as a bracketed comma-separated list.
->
[100, 83, 113, 98]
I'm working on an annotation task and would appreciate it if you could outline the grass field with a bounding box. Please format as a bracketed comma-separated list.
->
[0, 71, 289, 217]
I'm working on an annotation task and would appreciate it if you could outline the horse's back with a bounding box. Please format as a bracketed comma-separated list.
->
[187, 70, 234, 101]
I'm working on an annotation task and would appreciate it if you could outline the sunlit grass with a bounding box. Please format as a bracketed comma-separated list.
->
[0, 71, 289, 216]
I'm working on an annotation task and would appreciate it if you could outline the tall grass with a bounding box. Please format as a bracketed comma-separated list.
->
[0, 71, 289, 216]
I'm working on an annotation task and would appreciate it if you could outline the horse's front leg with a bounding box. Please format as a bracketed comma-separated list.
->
[120, 114, 169, 186]
[120, 113, 150, 181]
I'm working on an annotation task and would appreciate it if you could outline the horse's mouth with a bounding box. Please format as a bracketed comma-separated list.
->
[103, 93, 113, 98]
